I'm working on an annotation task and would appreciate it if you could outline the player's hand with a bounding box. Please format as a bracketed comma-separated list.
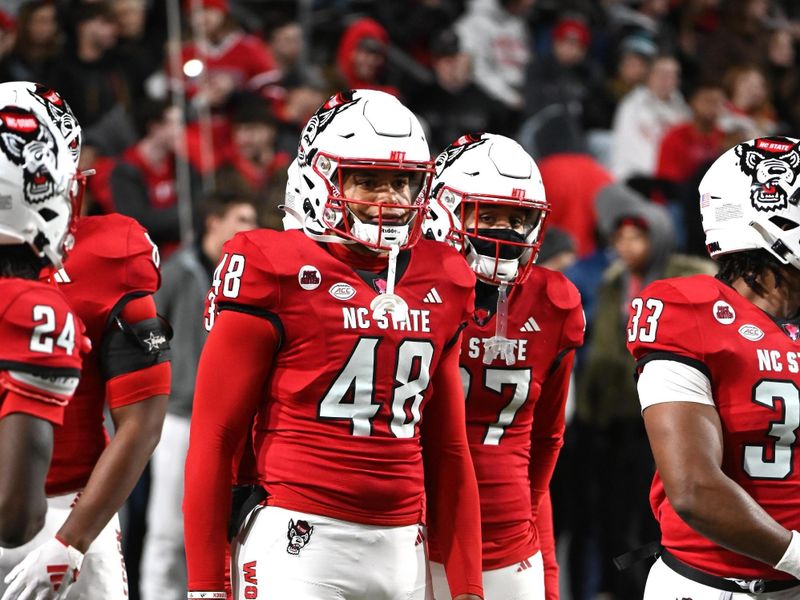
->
[1, 537, 83, 600]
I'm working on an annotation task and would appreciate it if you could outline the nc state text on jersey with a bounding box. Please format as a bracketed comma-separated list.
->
[342, 307, 431, 332]
[757, 349, 800, 373]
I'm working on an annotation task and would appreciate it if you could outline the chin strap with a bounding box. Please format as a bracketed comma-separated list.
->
[370, 244, 409, 325]
[483, 282, 518, 365]
[280, 205, 355, 245]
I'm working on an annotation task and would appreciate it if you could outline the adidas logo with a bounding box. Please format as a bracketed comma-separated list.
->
[519, 317, 541, 333]
[516, 558, 533, 572]
[423, 287, 442, 304]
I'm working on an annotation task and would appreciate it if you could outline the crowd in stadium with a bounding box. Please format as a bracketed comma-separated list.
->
[1, 0, 800, 599]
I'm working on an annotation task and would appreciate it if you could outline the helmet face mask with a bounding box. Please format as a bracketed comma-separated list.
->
[294, 89, 434, 251]
[700, 136, 800, 272]
[424, 133, 549, 285]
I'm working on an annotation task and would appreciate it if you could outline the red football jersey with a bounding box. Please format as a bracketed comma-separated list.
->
[428, 268, 584, 570]
[206, 229, 475, 525]
[45, 215, 161, 494]
[628, 274, 800, 580]
[0, 278, 85, 425]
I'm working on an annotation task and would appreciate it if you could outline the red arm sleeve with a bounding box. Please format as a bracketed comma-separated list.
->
[529, 351, 573, 510]
[184, 310, 278, 591]
[536, 491, 559, 600]
[423, 335, 483, 599]
[105, 295, 171, 408]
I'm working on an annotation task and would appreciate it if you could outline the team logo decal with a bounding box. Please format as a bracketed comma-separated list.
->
[298, 265, 321, 290]
[738, 324, 765, 341]
[28, 84, 81, 163]
[735, 138, 800, 212]
[0, 106, 59, 205]
[297, 90, 359, 166]
[329, 282, 356, 300]
[713, 301, 736, 325]
[433, 133, 487, 179]
[286, 519, 313, 555]
[783, 322, 800, 341]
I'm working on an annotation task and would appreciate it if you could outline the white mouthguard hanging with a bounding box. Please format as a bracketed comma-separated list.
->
[483, 283, 518, 365]
[370, 244, 409, 325]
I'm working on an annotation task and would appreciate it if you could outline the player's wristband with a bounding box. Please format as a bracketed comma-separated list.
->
[774, 530, 800, 579]
[187, 593, 226, 599]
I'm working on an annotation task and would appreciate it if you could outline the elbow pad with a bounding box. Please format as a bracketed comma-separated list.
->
[101, 316, 172, 380]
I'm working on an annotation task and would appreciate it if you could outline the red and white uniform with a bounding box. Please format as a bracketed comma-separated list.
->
[0, 279, 85, 425]
[46, 214, 166, 496]
[186, 229, 483, 598]
[429, 268, 584, 597]
[628, 274, 800, 581]
[0, 215, 169, 599]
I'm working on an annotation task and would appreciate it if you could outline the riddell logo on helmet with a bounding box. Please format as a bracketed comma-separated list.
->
[735, 138, 800, 212]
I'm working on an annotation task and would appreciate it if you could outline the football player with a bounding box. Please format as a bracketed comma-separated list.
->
[184, 89, 483, 600]
[627, 136, 800, 597]
[423, 133, 584, 600]
[0, 82, 171, 600]
[0, 99, 86, 549]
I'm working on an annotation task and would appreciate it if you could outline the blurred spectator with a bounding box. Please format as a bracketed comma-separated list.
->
[331, 17, 398, 97]
[272, 82, 328, 155]
[111, 0, 164, 98]
[537, 226, 577, 272]
[0, 11, 15, 65]
[583, 32, 658, 131]
[538, 153, 613, 258]
[455, 0, 533, 132]
[0, 0, 61, 83]
[110, 99, 188, 254]
[765, 27, 800, 132]
[610, 54, 689, 181]
[719, 63, 777, 138]
[215, 94, 290, 228]
[267, 18, 321, 89]
[49, 1, 128, 128]
[176, 0, 278, 109]
[572, 183, 715, 599]
[412, 28, 499, 152]
[141, 190, 257, 600]
[605, 0, 673, 49]
[699, 0, 772, 77]
[525, 14, 603, 120]
[655, 80, 726, 185]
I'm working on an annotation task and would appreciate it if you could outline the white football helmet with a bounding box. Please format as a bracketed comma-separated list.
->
[424, 133, 549, 285]
[294, 89, 434, 251]
[0, 103, 80, 267]
[0, 81, 82, 166]
[699, 136, 800, 270]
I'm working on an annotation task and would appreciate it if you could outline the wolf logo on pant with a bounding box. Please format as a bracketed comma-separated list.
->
[286, 520, 314, 555]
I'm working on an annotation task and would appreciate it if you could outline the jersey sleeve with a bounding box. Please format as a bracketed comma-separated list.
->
[204, 232, 281, 332]
[626, 279, 710, 376]
[547, 272, 585, 356]
[122, 218, 162, 297]
[0, 285, 86, 423]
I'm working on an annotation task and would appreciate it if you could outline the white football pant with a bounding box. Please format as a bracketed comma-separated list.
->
[644, 557, 800, 600]
[430, 552, 544, 600]
[0, 491, 128, 599]
[231, 505, 432, 600]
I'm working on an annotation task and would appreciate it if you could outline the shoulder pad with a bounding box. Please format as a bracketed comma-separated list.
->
[545, 269, 582, 311]
[417, 239, 476, 291]
[641, 274, 722, 306]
